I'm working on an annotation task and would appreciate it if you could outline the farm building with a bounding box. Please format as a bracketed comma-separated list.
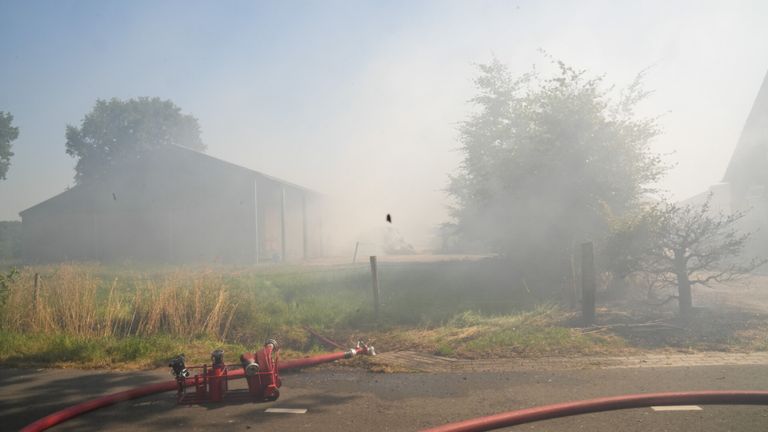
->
[20, 145, 324, 263]
[723, 71, 768, 211]
[687, 70, 768, 256]
[725, 70, 768, 256]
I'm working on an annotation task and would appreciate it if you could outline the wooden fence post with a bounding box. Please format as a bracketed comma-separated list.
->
[581, 242, 596, 326]
[369, 256, 380, 325]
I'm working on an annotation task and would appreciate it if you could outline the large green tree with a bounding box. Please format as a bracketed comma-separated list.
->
[448, 59, 663, 276]
[0, 111, 20, 181]
[66, 97, 205, 183]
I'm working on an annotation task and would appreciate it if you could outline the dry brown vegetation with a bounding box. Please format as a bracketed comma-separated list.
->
[1, 265, 237, 340]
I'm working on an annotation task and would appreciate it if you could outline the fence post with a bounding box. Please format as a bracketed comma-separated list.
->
[369, 256, 380, 325]
[581, 242, 596, 326]
[352, 242, 360, 264]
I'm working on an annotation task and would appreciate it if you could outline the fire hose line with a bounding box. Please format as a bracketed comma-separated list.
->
[304, 326, 346, 350]
[419, 391, 768, 432]
[19, 345, 372, 432]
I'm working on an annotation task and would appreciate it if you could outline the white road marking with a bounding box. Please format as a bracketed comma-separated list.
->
[265, 408, 308, 414]
[651, 405, 703, 411]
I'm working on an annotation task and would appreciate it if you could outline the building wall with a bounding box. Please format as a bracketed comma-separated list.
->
[254, 179, 324, 262]
[22, 206, 94, 262]
[734, 184, 768, 257]
[22, 148, 322, 264]
[256, 180, 283, 262]
[283, 186, 305, 261]
[723, 71, 768, 257]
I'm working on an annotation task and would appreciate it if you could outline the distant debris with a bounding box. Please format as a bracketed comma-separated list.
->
[386, 213, 392, 224]
[382, 226, 415, 255]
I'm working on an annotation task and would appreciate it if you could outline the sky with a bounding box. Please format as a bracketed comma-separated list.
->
[1, 0, 767, 248]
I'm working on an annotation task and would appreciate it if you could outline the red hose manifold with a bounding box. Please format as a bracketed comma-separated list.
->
[419, 390, 768, 432]
[20, 339, 375, 432]
[242, 339, 282, 401]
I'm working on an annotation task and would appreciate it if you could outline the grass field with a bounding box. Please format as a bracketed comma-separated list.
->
[0, 261, 765, 369]
[0, 261, 596, 367]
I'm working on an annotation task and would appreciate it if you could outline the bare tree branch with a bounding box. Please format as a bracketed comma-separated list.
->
[607, 192, 765, 316]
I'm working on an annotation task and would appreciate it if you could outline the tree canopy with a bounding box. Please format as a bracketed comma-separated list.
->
[0, 112, 20, 181]
[65, 97, 205, 184]
[447, 59, 664, 271]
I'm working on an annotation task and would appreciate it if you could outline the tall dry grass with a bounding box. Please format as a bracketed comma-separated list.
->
[0, 265, 237, 340]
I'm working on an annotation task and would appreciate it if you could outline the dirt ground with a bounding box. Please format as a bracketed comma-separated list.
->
[588, 273, 768, 352]
[695, 273, 768, 314]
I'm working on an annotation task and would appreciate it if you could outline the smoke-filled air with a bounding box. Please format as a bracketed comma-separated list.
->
[1, 2, 768, 431]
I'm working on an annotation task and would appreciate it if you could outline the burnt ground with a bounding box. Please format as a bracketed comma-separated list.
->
[576, 274, 768, 352]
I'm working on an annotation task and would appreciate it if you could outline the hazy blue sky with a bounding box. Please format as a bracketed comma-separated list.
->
[1, 0, 767, 247]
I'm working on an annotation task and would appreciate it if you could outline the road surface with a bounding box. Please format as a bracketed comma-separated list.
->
[2, 356, 768, 431]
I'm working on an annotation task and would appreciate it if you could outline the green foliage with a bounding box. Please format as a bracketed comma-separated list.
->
[447, 310, 484, 328]
[604, 204, 660, 279]
[0, 111, 20, 180]
[0, 267, 19, 305]
[433, 343, 455, 357]
[0, 221, 22, 260]
[448, 59, 663, 274]
[464, 326, 580, 354]
[65, 97, 205, 184]
[0, 331, 250, 367]
[391, 305, 623, 358]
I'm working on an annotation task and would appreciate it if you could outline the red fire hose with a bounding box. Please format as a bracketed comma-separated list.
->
[304, 326, 346, 350]
[20, 343, 374, 432]
[419, 390, 768, 432]
[281, 348, 366, 370]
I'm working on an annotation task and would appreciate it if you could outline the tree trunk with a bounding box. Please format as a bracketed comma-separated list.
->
[674, 250, 693, 317]
[676, 273, 693, 317]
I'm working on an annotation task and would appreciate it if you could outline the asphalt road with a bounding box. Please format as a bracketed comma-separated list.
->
[3, 363, 768, 431]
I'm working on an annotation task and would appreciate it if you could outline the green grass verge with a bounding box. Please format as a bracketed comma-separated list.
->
[373, 308, 628, 358]
[0, 331, 255, 369]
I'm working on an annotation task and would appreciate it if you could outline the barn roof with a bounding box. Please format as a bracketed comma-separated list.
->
[20, 144, 319, 217]
[723, 70, 768, 184]
[156, 144, 318, 193]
